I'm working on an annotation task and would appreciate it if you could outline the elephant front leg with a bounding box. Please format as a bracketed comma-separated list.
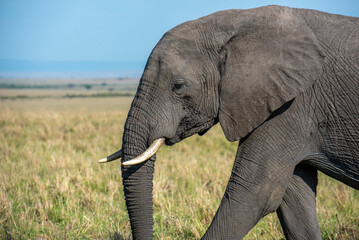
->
[202, 140, 298, 239]
[277, 164, 321, 240]
[204, 103, 324, 240]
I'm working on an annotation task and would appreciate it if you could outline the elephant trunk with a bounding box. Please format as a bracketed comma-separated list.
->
[121, 105, 155, 240]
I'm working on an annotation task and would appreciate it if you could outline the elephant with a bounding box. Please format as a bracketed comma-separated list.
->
[98, 5, 359, 240]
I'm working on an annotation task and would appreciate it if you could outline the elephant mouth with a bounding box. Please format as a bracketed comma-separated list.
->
[165, 119, 217, 146]
[165, 136, 180, 146]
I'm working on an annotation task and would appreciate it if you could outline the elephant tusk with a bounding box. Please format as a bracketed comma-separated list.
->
[98, 149, 122, 163]
[122, 138, 165, 166]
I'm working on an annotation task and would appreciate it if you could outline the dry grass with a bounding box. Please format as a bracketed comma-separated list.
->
[0, 97, 132, 112]
[0, 96, 358, 239]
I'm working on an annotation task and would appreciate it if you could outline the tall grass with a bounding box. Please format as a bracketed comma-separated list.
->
[0, 97, 358, 239]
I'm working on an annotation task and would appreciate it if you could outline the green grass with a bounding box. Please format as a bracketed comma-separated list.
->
[0, 96, 358, 239]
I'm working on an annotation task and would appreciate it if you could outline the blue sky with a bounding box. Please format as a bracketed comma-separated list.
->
[0, 0, 358, 77]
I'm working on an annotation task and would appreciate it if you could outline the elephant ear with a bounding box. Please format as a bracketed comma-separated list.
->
[218, 8, 324, 142]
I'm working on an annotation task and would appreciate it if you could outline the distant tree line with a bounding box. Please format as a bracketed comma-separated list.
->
[0, 83, 97, 90]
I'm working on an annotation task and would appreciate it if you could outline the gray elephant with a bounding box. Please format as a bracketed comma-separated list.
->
[99, 5, 359, 240]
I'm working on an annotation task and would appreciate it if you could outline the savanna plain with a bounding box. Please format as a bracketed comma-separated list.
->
[0, 79, 358, 239]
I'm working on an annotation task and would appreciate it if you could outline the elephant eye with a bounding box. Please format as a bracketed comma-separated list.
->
[172, 80, 185, 93]
[172, 79, 189, 96]
[173, 83, 183, 91]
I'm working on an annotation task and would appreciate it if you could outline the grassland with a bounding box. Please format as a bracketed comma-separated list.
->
[0, 84, 358, 239]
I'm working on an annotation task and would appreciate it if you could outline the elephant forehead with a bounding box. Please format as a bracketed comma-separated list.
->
[157, 50, 208, 79]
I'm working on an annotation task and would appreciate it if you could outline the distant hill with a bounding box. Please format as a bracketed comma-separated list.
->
[0, 59, 146, 79]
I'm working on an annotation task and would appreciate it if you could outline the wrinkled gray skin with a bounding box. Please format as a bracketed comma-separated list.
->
[119, 6, 359, 240]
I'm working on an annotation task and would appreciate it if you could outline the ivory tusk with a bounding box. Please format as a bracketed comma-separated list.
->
[98, 149, 122, 163]
[122, 138, 165, 166]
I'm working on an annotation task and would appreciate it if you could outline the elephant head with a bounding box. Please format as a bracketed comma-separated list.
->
[100, 6, 325, 239]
